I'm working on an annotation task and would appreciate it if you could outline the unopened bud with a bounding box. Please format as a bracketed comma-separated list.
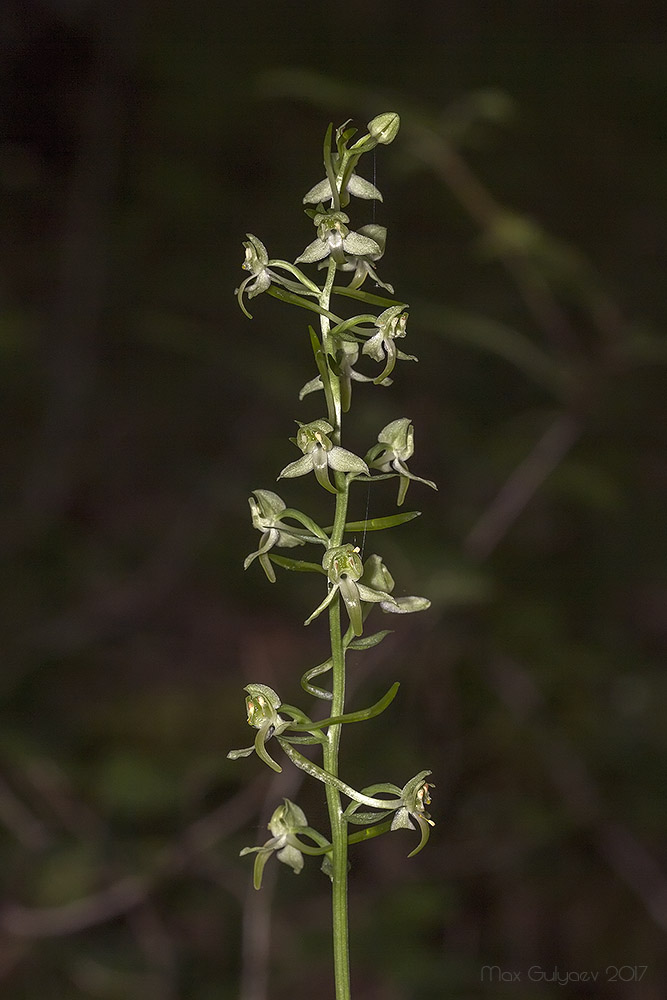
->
[368, 112, 400, 145]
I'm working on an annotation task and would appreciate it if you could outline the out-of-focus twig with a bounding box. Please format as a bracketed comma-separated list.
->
[0, 773, 266, 939]
[464, 411, 582, 562]
[0, 774, 51, 851]
[489, 656, 667, 933]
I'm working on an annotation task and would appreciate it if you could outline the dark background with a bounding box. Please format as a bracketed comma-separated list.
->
[1, 2, 666, 998]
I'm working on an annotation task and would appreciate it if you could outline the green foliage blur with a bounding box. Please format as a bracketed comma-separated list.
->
[1, 3, 666, 998]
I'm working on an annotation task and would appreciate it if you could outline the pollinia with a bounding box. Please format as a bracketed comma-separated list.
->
[231, 113, 436, 999]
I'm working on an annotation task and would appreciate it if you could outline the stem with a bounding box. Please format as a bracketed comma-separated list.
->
[324, 592, 350, 1000]
[321, 254, 351, 999]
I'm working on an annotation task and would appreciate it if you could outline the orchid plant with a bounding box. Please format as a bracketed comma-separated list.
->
[231, 113, 436, 1000]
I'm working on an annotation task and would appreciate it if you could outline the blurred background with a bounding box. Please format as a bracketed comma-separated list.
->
[1, 2, 666, 998]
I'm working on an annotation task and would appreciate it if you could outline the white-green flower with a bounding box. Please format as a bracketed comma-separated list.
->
[296, 209, 381, 267]
[236, 234, 321, 319]
[304, 544, 397, 636]
[362, 304, 416, 383]
[334, 224, 395, 293]
[391, 771, 435, 857]
[366, 418, 437, 506]
[235, 235, 273, 318]
[279, 419, 369, 494]
[227, 683, 290, 773]
[240, 799, 310, 889]
[243, 489, 305, 583]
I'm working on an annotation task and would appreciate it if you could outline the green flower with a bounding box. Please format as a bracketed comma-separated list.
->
[240, 799, 310, 889]
[361, 554, 431, 616]
[366, 418, 437, 506]
[362, 305, 416, 383]
[296, 209, 382, 267]
[236, 234, 321, 319]
[334, 224, 395, 293]
[391, 771, 435, 857]
[227, 684, 290, 773]
[279, 419, 369, 494]
[235, 235, 273, 318]
[243, 489, 305, 583]
[305, 544, 397, 636]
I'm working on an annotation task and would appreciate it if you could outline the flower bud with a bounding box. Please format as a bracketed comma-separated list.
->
[367, 112, 400, 145]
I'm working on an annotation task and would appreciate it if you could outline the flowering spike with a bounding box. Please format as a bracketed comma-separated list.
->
[233, 115, 434, 993]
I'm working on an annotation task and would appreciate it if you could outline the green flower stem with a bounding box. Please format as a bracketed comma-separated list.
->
[325, 590, 351, 1000]
[295, 819, 394, 858]
[322, 249, 351, 1000]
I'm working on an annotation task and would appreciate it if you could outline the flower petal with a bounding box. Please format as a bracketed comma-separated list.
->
[342, 232, 381, 257]
[380, 595, 431, 614]
[278, 454, 315, 479]
[296, 238, 330, 264]
[303, 178, 335, 204]
[304, 586, 337, 626]
[276, 842, 304, 875]
[346, 174, 383, 201]
[327, 447, 369, 476]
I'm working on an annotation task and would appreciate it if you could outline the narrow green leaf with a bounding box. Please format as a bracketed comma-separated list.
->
[345, 810, 395, 826]
[268, 555, 326, 574]
[268, 286, 342, 324]
[342, 511, 421, 532]
[323, 122, 339, 211]
[333, 285, 407, 309]
[288, 682, 399, 731]
[347, 820, 393, 844]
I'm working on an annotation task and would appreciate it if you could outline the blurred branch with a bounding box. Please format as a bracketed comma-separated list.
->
[0, 774, 266, 939]
[489, 656, 667, 933]
[464, 411, 582, 561]
[0, 774, 52, 851]
[23, 470, 232, 660]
